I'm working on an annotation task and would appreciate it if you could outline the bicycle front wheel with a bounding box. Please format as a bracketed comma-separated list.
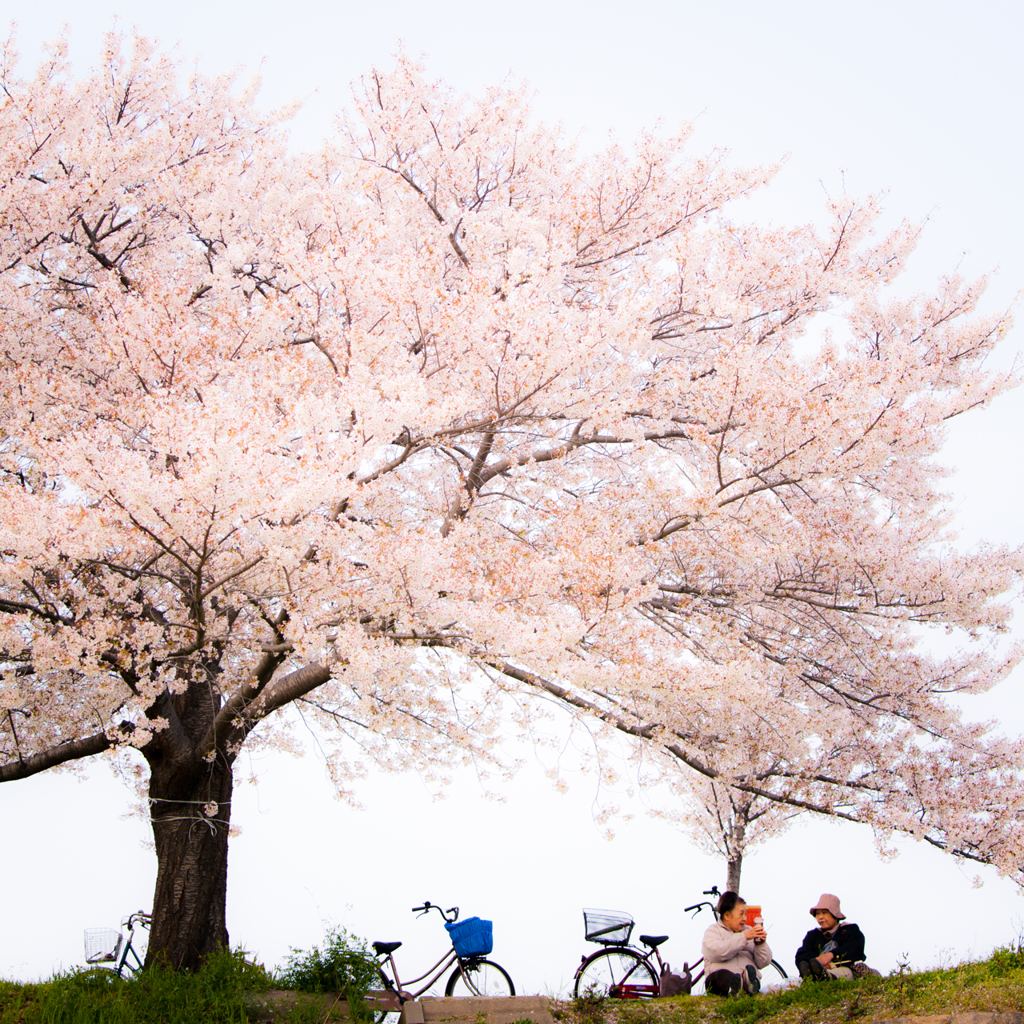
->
[445, 959, 515, 998]
[75, 966, 127, 985]
[574, 948, 657, 999]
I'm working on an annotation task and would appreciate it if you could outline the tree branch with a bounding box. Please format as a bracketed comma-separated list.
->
[0, 731, 112, 783]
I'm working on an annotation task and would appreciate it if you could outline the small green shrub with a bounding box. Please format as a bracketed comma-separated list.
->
[276, 927, 379, 1019]
[984, 944, 1024, 978]
[887, 954, 924, 1014]
[571, 988, 607, 1024]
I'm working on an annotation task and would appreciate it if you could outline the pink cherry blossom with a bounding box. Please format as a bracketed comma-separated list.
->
[1, 34, 1021, 969]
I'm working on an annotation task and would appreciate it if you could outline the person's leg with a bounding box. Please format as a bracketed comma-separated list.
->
[705, 970, 742, 996]
[824, 966, 854, 980]
[851, 962, 882, 979]
[799, 959, 826, 981]
[742, 965, 760, 994]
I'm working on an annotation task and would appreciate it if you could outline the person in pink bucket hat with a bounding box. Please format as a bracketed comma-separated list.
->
[795, 894, 879, 981]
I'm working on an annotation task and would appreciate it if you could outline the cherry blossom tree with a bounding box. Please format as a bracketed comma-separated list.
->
[697, 785, 791, 894]
[2, 34, 1023, 970]
[655, 767, 800, 893]
[545, 637, 1024, 892]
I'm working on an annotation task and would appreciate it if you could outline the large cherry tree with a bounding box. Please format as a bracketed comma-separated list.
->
[2, 35, 1022, 970]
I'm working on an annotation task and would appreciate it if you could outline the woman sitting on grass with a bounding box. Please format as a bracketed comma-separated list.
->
[701, 891, 773, 996]
[796, 893, 877, 980]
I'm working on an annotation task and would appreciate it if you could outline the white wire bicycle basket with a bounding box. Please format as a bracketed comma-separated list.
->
[84, 928, 122, 964]
[583, 909, 634, 946]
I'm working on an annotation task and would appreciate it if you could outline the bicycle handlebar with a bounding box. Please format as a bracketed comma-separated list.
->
[685, 887, 723, 918]
[411, 902, 459, 922]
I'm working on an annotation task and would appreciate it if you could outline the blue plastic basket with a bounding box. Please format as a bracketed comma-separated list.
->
[445, 916, 493, 958]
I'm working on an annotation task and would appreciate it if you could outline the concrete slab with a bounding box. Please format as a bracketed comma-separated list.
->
[953, 1016, 1024, 1024]
[401, 1001, 425, 1024]
[245, 990, 350, 1021]
[870, 1016, 1024, 1024]
[401, 995, 555, 1024]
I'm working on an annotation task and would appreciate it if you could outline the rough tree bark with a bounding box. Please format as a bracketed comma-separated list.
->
[724, 814, 745, 893]
[726, 851, 742, 894]
[146, 753, 233, 970]
[138, 652, 237, 970]
[134, 656, 329, 969]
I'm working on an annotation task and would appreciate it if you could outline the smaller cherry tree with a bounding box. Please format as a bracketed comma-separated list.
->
[660, 777, 800, 893]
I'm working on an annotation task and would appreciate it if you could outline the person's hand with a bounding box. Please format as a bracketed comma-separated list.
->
[745, 925, 767, 943]
[816, 952, 834, 966]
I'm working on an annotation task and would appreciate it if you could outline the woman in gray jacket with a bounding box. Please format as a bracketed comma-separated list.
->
[701, 891, 774, 996]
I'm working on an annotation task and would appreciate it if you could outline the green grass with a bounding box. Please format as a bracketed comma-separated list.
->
[0, 934, 381, 1024]
[0, 948, 271, 1023]
[5, 943, 1024, 1023]
[0, 947, 296, 1024]
[555, 944, 1024, 1024]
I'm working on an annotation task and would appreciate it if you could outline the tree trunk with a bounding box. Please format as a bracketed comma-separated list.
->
[724, 811, 745, 894]
[145, 748, 233, 971]
[726, 851, 742, 893]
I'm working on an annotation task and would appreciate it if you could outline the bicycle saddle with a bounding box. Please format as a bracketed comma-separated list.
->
[640, 934, 669, 948]
[373, 941, 402, 955]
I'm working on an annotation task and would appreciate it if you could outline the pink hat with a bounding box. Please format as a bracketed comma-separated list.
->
[809, 894, 845, 920]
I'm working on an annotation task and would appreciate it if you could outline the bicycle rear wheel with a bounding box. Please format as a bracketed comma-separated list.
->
[368, 967, 401, 1024]
[763, 960, 788, 985]
[445, 958, 515, 998]
[574, 948, 658, 999]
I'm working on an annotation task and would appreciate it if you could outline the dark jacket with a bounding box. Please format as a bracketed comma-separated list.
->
[795, 922, 865, 967]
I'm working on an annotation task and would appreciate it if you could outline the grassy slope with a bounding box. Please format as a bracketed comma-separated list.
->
[556, 947, 1024, 1024]
[3, 946, 1024, 1023]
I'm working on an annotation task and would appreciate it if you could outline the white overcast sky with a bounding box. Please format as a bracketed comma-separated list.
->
[3, 0, 1024, 995]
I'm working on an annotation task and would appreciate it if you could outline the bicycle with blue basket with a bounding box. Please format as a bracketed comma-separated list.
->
[367, 901, 515, 1021]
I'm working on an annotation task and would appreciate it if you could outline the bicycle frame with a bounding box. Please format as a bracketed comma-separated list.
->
[368, 900, 500, 1011]
[114, 939, 144, 975]
[375, 945, 460, 1002]
[114, 912, 150, 976]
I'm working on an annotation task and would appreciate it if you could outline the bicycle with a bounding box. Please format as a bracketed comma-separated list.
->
[572, 887, 788, 998]
[83, 910, 151, 977]
[367, 901, 515, 1022]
